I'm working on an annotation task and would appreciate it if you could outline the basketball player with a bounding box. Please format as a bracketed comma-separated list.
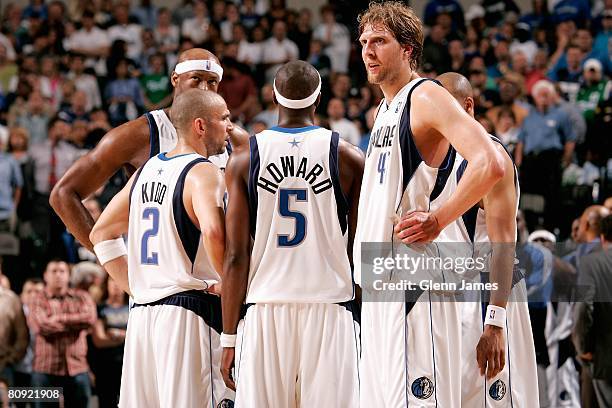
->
[430, 72, 539, 407]
[220, 61, 364, 407]
[89, 89, 231, 407]
[50, 48, 248, 251]
[355, 2, 506, 406]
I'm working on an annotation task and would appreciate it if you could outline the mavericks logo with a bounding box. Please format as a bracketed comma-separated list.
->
[411, 377, 434, 399]
[489, 379, 507, 401]
[217, 399, 234, 408]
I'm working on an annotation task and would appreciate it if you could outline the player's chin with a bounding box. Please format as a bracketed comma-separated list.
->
[366, 71, 384, 85]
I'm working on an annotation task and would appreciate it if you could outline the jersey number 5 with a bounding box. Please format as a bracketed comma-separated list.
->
[278, 188, 307, 247]
[141, 207, 159, 265]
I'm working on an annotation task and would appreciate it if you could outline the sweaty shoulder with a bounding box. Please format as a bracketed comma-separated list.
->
[229, 125, 250, 151]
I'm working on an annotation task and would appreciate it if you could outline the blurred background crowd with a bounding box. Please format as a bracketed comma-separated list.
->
[0, 0, 610, 406]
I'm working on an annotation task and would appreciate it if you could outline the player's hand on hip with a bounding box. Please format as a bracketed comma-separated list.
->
[221, 347, 236, 391]
[476, 325, 506, 380]
[394, 211, 441, 243]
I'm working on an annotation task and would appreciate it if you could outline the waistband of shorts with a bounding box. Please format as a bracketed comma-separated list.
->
[242, 299, 361, 324]
[132, 290, 223, 333]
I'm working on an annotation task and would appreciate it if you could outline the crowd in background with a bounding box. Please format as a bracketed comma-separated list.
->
[0, 0, 610, 406]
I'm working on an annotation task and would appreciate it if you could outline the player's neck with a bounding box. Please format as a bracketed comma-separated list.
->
[380, 70, 420, 104]
[277, 110, 315, 128]
[167, 140, 207, 158]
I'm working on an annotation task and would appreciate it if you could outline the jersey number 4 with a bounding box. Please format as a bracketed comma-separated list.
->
[141, 207, 159, 265]
[378, 152, 390, 184]
[278, 188, 307, 247]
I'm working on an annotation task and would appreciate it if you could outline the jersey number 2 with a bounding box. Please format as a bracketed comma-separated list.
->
[278, 188, 307, 247]
[141, 207, 159, 265]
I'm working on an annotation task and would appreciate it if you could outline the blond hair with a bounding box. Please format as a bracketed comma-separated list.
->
[358, 1, 424, 70]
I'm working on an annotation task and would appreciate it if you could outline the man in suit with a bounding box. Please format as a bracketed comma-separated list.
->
[573, 214, 612, 407]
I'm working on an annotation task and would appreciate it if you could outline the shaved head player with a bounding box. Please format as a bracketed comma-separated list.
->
[433, 72, 539, 407]
[221, 61, 364, 407]
[354, 2, 506, 406]
[50, 48, 248, 251]
[90, 89, 231, 407]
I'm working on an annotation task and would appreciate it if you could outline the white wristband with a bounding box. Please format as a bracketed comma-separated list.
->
[484, 305, 506, 328]
[220, 333, 237, 348]
[93, 238, 127, 265]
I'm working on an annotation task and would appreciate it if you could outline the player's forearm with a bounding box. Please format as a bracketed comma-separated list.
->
[221, 254, 249, 334]
[434, 162, 504, 229]
[50, 185, 96, 251]
[102, 258, 132, 296]
[488, 243, 514, 308]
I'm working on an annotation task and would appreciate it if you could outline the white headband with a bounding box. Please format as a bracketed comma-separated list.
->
[174, 59, 223, 81]
[273, 72, 321, 109]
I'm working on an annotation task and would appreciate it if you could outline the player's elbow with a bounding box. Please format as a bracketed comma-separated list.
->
[481, 150, 506, 184]
[89, 224, 103, 246]
[49, 181, 68, 213]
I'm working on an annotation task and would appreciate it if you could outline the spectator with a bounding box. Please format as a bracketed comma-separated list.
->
[63, 10, 110, 76]
[482, 0, 520, 27]
[60, 90, 91, 124]
[107, 5, 143, 61]
[240, 0, 260, 30]
[210, 0, 227, 26]
[423, 0, 465, 31]
[0, 44, 18, 96]
[220, 3, 241, 43]
[29, 259, 96, 408]
[327, 98, 361, 146]
[29, 116, 81, 259]
[486, 38, 512, 80]
[105, 59, 144, 126]
[331, 73, 351, 101]
[486, 75, 528, 129]
[313, 5, 350, 74]
[70, 261, 105, 303]
[422, 24, 451, 74]
[90, 276, 128, 408]
[469, 57, 500, 114]
[448, 39, 469, 76]
[237, 24, 265, 67]
[66, 119, 90, 149]
[520, 0, 552, 30]
[510, 22, 539, 65]
[515, 79, 577, 230]
[594, 9, 612, 56]
[154, 8, 179, 57]
[576, 58, 611, 124]
[252, 84, 278, 128]
[38, 56, 63, 110]
[307, 39, 332, 82]
[219, 58, 258, 123]
[9, 90, 53, 145]
[573, 214, 612, 408]
[262, 20, 298, 82]
[181, 0, 209, 45]
[13, 278, 44, 390]
[0, 283, 28, 385]
[66, 53, 102, 111]
[132, 0, 158, 31]
[554, 83, 587, 146]
[494, 107, 520, 154]
[139, 29, 158, 74]
[7, 127, 30, 166]
[0, 135, 22, 233]
[140, 53, 172, 111]
[553, 0, 590, 26]
[289, 8, 313, 60]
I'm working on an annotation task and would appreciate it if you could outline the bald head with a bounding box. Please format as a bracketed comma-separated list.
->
[172, 89, 226, 132]
[177, 48, 219, 65]
[274, 61, 320, 104]
[436, 72, 474, 117]
[437, 72, 473, 102]
[578, 205, 611, 242]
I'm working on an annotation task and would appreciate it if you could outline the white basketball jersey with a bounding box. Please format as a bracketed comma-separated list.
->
[246, 126, 353, 303]
[435, 136, 520, 244]
[353, 78, 455, 284]
[127, 152, 219, 304]
[145, 109, 230, 170]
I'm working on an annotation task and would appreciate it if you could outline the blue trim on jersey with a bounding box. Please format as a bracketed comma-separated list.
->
[145, 112, 160, 159]
[132, 289, 223, 333]
[248, 136, 260, 238]
[429, 147, 457, 202]
[128, 165, 145, 214]
[456, 159, 479, 243]
[329, 132, 349, 235]
[158, 152, 196, 161]
[397, 78, 442, 196]
[428, 291, 439, 407]
[268, 125, 320, 134]
[172, 157, 209, 264]
[506, 317, 515, 407]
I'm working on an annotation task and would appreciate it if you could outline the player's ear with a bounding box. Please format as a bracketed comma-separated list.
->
[272, 93, 279, 107]
[402, 45, 412, 62]
[194, 117, 206, 136]
[465, 97, 474, 116]
[171, 71, 179, 87]
[314, 93, 321, 108]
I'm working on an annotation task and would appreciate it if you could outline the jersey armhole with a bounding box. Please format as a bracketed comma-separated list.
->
[144, 112, 160, 159]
